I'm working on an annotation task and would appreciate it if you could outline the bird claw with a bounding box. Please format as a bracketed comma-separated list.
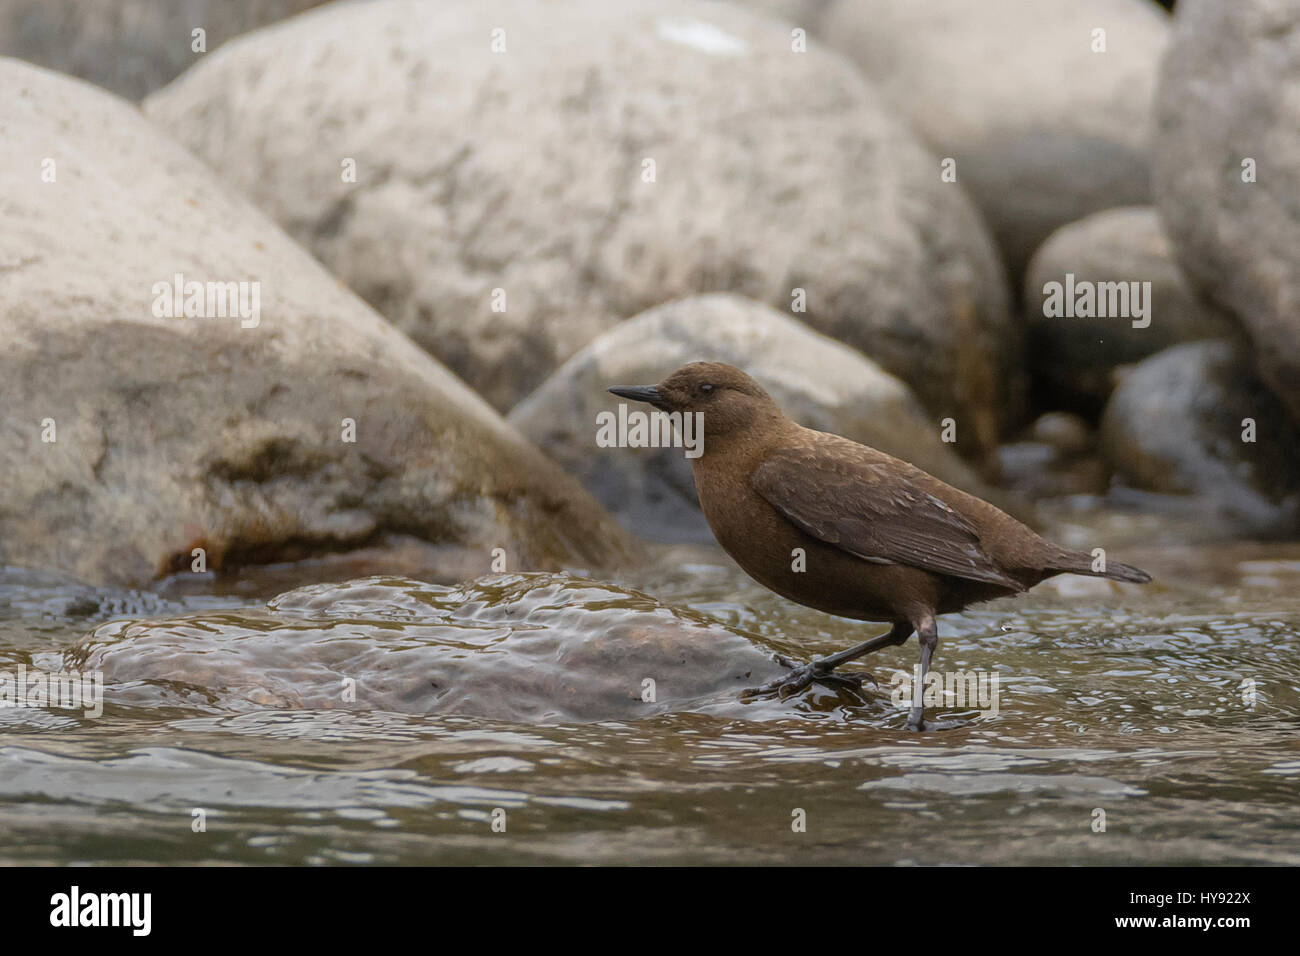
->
[742, 657, 876, 700]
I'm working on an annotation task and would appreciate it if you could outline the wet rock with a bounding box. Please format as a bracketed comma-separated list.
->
[818, 0, 1168, 282]
[66, 574, 789, 721]
[0, 0, 327, 99]
[144, 0, 1015, 448]
[998, 412, 1108, 499]
[510, 294, 1003, 541]
[0, 59, 637, 588]
[1024, 207, 1239, 411]
[1028, 412, 1094, 459]
[1153, 0, 1300, 425]
[1099, 342, 1300, 534]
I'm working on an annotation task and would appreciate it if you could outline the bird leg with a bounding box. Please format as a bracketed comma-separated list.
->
[744, 620, 914, 700]
[906, 613, 947, 731]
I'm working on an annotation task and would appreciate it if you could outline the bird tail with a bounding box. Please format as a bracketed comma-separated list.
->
[1050, 549, 1152, 584]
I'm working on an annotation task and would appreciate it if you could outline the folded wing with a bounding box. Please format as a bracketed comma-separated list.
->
[750, 443, 1024, 591]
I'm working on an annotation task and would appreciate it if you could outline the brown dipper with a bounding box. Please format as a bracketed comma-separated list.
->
[609, 362, 1151, 730]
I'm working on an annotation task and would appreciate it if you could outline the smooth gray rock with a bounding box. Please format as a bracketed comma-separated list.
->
[1100, 342, 1300, 534]
[1024, 206, 1239, 410]
[0, 59, 638, 588]
[67, 573, 790, 721]
[818, 0, 1169, 282]
[510, 294, 1001, 541]
[0, 0, 327, 99]
[143, 0, 1015, 450]
[1153, 0, 1300, 425]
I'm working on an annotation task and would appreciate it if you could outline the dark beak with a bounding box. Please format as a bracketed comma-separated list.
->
[608, 385, 666, 409]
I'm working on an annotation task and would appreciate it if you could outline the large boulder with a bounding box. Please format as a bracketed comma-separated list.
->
[0, 59, 637, 588]
[1153, 0, 1300, 425]
[817, 0, 1169, 283]
[62, 573, 790, 721]
[0, 0, 327, 99]
[1099, 341, 1300, 535]
[1023, 206, 1240, 412]
[509, 294, 1005, 541]
[143, 0, 1016, 451]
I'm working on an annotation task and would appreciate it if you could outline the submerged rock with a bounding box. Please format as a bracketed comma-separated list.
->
[1099, 341, 1300, 535]
[66, 574, 788, 721]
[144, 0, 1015, 446]
[1153, 0, 1300, 425]
[818, 0, 1168, 282]
[0, 59, 637, 587]
[510, 294, 1002, 541]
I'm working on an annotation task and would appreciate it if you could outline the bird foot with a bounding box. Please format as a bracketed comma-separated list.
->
[905, 712, 966, 732]
[743, 656, 877, 701]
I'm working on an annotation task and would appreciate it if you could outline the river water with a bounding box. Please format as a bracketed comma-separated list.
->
[1, 506, 1297, 866]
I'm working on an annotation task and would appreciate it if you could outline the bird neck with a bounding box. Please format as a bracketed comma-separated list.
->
[693, 413, 798, 474]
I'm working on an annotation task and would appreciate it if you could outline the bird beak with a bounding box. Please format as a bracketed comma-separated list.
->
[608, 385, 666, 409]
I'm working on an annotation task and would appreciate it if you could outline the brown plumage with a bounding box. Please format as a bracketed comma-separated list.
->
[610, 362, 1151, 730]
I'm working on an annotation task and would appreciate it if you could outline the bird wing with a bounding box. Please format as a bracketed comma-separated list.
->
[750, 442, 1025, 591]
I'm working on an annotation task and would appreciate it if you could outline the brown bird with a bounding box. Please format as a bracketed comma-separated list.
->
[609, 362, 1151, 730]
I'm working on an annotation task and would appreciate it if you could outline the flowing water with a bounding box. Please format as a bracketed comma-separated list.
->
[1, 506, 1297, 866]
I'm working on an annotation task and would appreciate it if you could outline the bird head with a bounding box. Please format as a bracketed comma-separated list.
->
[608, 362, 781, 440]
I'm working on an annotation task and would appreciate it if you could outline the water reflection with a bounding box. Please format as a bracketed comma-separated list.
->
[0, 529, 1298, 865]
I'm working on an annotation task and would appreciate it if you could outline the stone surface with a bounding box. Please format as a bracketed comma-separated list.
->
[818, 0, 1169, 282]
[1024, 206, 1239, 410]
[144, 0, 1015, 449]
[1153, 0, 1300, 424]
[0, 59, 637, 588]
[1028, 412, 1095, 458]
[0, 0, 327, 99]
[740, 0, 834, 28]
[66, 573, 790, 721]
[509, 294, 1007, 541]
[1100, 341, 1300, 534]
[998, 412, 1109, 499]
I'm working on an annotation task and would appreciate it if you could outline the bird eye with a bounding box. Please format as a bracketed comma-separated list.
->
[699, 383, 715, 395]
